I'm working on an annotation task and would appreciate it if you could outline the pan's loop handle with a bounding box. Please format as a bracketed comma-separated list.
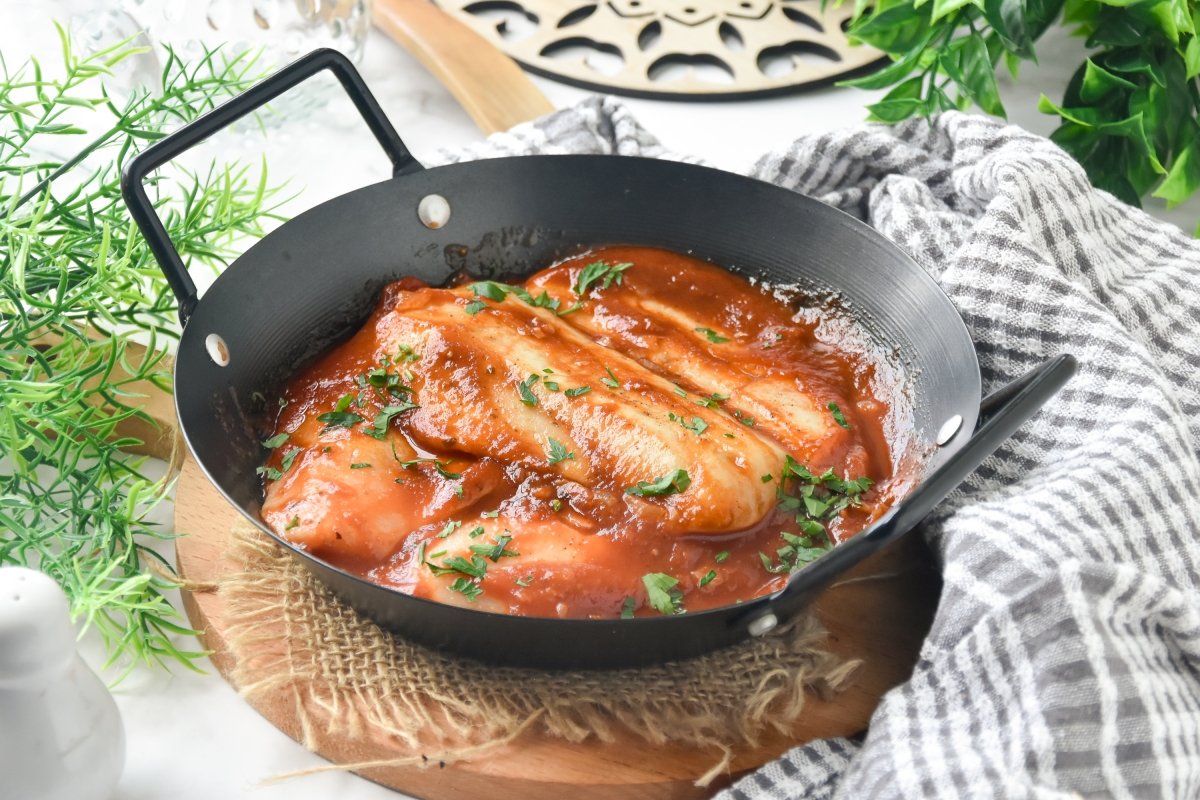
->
[120, 48, 420, 326]
[742, 354, 1078, 634]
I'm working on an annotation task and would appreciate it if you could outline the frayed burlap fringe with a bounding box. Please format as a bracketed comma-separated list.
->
[219, 521, 859, 785]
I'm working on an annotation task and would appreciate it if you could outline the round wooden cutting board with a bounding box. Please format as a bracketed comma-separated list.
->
[175, 455, 940, 798]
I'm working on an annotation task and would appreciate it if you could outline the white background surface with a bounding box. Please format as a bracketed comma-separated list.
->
[5, 9, 1196, 800]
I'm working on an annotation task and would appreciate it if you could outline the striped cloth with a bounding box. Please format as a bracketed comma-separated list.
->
[440, 99, 1200, 798]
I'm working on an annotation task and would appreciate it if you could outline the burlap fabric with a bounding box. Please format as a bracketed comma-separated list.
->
[217, 520, 860, 783]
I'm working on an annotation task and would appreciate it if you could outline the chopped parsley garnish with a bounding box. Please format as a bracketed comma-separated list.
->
[544, 380, 561, 391]
[564, 386, 592, 397]
[620, 596, 637, 619]
[549, 498, 563, 511]
[255, 465, 283, 481]
[547, 437, 575, 465]
[334, 393, 357, 412]
[699, 570, 717, 587]
[672, 385, 687, 397]
[668, 413, 708, 436]
[366, 402, 419, 439]
[437, 521, 462, 538]
[642, 573, 684, 615]
[393, 344, 420, 363]
[695, 326, 730, 344]
[758, 531, 829, 575]
[280, 446, 301, 472]
[482, 510, 500, 519]
[517, 374, 540, 406]
[572, 260, 632, 298]
[715, 551, 730, 563]
[626, 468, 692, 497]
[261, 433, 289, 449]
[828, 401, 850, 429]
[350, 462, 372, 469]
[466, 281, 562, 313]
[427, 554, 488, 579]
[694, 392, 730, 409]
[600, 366, 621, 389]
[469, 534, 520, 562]
[285, 516, 300, 530]
[762, 473, 774, 483]
[317, 410, 364, 430]
[467, 526, 486, 538]
[435, 462, 463, 480]
[515, 575, 534, 587]
[449, 577, 483, 601]
[471, 281, 508, 301]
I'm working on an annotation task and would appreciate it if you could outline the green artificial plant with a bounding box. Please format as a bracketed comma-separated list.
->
[0, 28, 284, 673]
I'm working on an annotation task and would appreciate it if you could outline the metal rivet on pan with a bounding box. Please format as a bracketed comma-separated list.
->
[936, 414, 963, 446]
[748, 613, 779, 637]
[205, 333, 230, 367]
[417, 194, 451, 229]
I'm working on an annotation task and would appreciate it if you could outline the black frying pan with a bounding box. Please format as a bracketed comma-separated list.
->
[122, 49, 1075, 669]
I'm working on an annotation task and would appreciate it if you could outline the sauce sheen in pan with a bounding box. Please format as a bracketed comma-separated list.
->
[258, 247, 901, 618]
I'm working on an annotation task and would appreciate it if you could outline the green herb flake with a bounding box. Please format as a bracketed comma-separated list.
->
[285, 516, 300, 531]
[715, 551, 730, 563]
[694, 392, 730, 409]
[366, 402, 419, 439]
[517, 374, 540, 406]
[468, 526, 486, 538]
[255, 465, 283, 481]
[482, 510, 500, 519]
[436, 462, 463, 480]
[828, 402, 850, 429]
[438, 520, 462, 539]
[699, 569, 717, 587]
[464, 299, 488, 315]
[544, 380, 561, 391]
[620, 596, 637, 619]
[449, 577, 483, 601]
[564, 386, 592, 398]
[642, 573, 685, 615]
[626, 468, 692, 497]
[515, 574, 534, 587]
[601, 366, 621, 389]
[279, 446, 302, 473]
[261, 433, 289, 449]
[350, 462, 372, 469]
[470, 534, 520, 562]
[572, 260, 633, 298]
[547, 437, 575, 465]
[761, 473, 774, 483]
[471, 281, 509, 301]
[318, 410, 365, 430]
[549, 498, 563, 511]
[695, 326, 730, 344]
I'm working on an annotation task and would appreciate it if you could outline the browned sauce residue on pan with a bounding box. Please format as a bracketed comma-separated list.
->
[259, 246, 900, 618]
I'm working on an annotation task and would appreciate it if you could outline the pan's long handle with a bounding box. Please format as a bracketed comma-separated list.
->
[121, 48, 418, 326]
[742, 353, 1078, 635]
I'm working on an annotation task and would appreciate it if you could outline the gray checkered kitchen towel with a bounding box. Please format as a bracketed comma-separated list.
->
[440, 99, 1200, 798]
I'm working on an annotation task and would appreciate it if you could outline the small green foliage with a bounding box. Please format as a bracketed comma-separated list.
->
[626, 469, 692, 497]
[840, 0, 1200, 225]
[642, 573, 685, 615]
[0, 30, 284, 673]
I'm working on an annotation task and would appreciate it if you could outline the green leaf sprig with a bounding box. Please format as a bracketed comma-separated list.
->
[0, 29, 285, 674]
[840, 0, 1200, 231]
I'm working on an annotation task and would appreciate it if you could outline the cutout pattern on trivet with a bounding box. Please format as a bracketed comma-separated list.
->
[432, 0, 884, 99]
[219, 520, 859, 775]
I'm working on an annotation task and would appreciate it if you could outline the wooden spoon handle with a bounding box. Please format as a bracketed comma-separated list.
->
[372, 0, 555, 134]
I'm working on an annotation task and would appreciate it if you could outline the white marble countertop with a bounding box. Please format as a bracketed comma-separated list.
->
[47, 19, 1192, 800]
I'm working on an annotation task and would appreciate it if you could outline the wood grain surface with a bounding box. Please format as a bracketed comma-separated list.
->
[175, 455, 940, 798]
[372, 0, 555, 134]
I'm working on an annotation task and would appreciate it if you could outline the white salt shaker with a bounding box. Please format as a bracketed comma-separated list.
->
[0, 566, 124, 800]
